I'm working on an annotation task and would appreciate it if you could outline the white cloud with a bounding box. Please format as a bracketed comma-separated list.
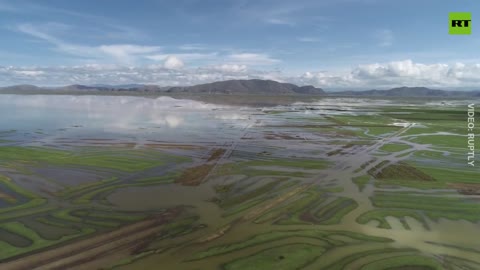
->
[0, 64, 281, 87]
[15, 24, 277, 68]
[13, 70, 45, 76]
[211, 64, 248, 73]
[163, 56, 184, 69]
[146, 52, 217, 62]
[16, 23, 161, 64]
[99, 44, 161, 63]
[296, 60, 480, 89]
[17, 23, 62, 43]
[1, 60, 480, 90]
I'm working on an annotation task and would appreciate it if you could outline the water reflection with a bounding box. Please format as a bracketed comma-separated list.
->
[0, 95, 249, 143]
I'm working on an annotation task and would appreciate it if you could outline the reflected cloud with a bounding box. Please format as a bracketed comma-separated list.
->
[0, 95, 237, 134]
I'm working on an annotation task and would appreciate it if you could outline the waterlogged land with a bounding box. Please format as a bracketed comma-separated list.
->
[0, 95, 479, 270]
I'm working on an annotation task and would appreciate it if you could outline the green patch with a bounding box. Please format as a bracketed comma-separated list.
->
[0, 146, 188, 172]
[371, 162, 436, 182]
[322, 248, 420, 270]
[367, 126, 402, 136]
[357, 209, 427, 229]
[223, 243, 324, 270]
[353, 175, 371, 191]
[313, 197, 358, 225]
[0, 221, 94, 260]
[256, 190, 324, 224]
[379, 143, 412, 153]
[220, 180, 283, 209]
[223, 244, 325, 270]
[241, 158, 329, 170]
[361, 254, 442, 270]
[415, 165, 478, 184]
[365, 192, 480, 224]
[409, 135, 466, 149]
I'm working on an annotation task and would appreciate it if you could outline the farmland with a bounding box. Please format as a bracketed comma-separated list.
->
[0, 95, 478, 269]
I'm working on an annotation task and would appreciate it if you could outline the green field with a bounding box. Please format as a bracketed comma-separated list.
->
[0, 99, 478, 270]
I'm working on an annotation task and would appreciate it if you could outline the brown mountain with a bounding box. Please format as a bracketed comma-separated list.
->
[166, 79, 325, 95]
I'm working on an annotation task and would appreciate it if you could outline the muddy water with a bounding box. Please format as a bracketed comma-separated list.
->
[108, 183, 224, 226]
[2, 95, 480, 268]
[117, 103, 480, 269]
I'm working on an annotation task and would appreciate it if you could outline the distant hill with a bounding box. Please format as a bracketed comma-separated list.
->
[0, 84, 41, 92]
[0, 84, 168, 93]
[0, 79, 324, 95]
[1, 81, 479, 97]
[333, 86, 480, 97]
[89, 84, 146, 89]
[166, 79, 325, 95]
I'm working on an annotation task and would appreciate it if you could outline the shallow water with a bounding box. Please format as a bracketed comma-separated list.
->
[1, 95, 480, 269]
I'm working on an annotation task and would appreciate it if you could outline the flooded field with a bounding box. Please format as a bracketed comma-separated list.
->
[0, 94, 479, 270]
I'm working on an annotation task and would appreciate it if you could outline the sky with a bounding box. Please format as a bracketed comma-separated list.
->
[0, 0, 478, 90]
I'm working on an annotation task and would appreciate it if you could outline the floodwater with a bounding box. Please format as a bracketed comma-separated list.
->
[0, 94, 250, 146]
[1, 94, 480, 269]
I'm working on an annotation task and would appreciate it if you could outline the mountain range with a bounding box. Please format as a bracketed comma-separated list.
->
[1, 79, 479, 97]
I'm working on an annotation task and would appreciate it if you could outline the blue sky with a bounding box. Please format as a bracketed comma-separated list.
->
[0, 0, 478, 89]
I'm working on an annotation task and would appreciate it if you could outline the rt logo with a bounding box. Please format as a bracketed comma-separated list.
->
[449, 12, 471, 35]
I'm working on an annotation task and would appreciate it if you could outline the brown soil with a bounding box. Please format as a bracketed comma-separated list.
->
[207, 148, 226, 162]
[175, 164, 214, 186]
[371, 162, 436, 182]
[299, 211, 317, 224]
[338, 130, 358, 137]
[195, 224, 232, 243]
[175, 148, 225, 186]
[0, 191, 16, 203]
[327, 149, 343, 156]
[449, 183, 480, 195]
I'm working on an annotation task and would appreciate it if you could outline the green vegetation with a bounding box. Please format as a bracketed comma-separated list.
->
[409, 135, 466, 149]
[219, 180, 284, 209]
[0, 146, 187, 172]
[357, 209, 427, 229]
[256, 190, 324, 224]
[192, 229, 392, 261]
[0, 102, 477, 269]
[367, 126, 402, 136]
[0, 175, 37, 199]
[0, 175, 49, 220]
[415, 165, 478, 184]
[353, 175, 370, 191]
[0, 221, 94, 260]
[223, 244, 325, 270]
[360, 255, 443, 270]
[240, 158, 329, 170]
[192, 230, 330, 260]
[314, 197, 358, 225]
[379, 143, 412, 152]
[58, 177, 118, 198]
[192, 229, 395, 270]
[358, 191, 480, 228]
[321, 248, 420, 270]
